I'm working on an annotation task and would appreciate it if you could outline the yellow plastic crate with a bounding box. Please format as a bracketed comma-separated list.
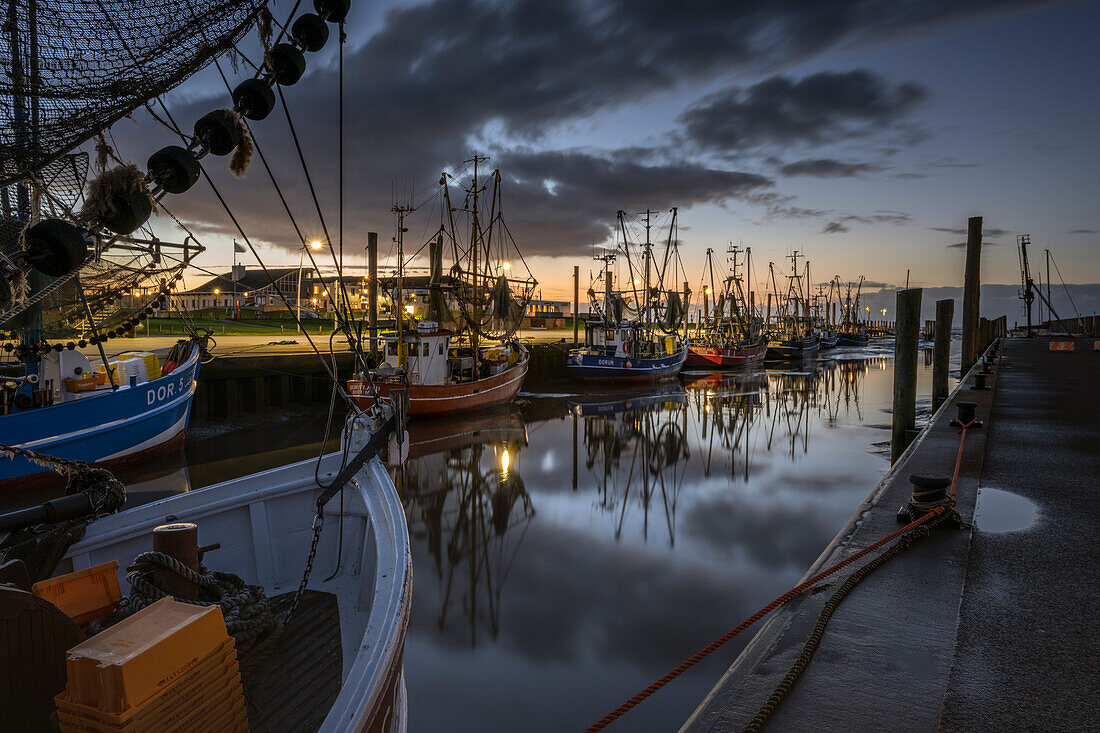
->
[62, 598, 229, 715]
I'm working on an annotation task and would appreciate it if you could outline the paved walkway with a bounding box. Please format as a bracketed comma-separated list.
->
[684, 337, 1098, 731]
[940, 338, 1099, 730]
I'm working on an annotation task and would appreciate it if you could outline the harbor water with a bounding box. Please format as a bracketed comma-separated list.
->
[6, 342, 948, 731]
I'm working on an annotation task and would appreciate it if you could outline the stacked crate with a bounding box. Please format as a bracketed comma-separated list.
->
[54, 598, 248, 732]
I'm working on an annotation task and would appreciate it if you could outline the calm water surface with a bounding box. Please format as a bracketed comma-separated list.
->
[14, 342, 951, 731]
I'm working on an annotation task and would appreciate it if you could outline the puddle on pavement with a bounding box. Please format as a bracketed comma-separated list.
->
[974, 487, 1038, 532]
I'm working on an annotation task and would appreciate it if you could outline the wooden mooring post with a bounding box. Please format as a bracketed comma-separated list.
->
[961, 216, 983, 374]
[892, 288, 922, 464]
[933, 298, 954, 412]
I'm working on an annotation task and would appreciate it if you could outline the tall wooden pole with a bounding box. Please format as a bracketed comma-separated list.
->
[573, 265, 580, 345]
[891, 288, 922, 464]
[960, 216, 983, 374]
[933, 298, 954, 412]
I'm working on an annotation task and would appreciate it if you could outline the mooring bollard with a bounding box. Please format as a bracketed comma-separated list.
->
[933, 299, 954, 412]
[951, 401, 982, 427]
[897, 474, 952, 523]
[891, 288, 922, 464]
[972, 372, 989, 390]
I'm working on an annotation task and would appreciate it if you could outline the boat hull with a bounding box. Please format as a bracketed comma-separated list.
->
[766, 337, 821, 360]
[836, 332, 869, 347]
[566, 345, 688, 383]
[685, 340, 767, 368]
[0, 345, 201, 490]
[349, 350, 528, 417]
[819, 333, 839, 350]
[61, 433, 412, 733]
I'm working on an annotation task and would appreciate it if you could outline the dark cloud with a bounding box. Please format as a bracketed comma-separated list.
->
[1068, 229, 1097, 234]
[110, 0, 1056, 259]
[780, 158, 881, 177]
[946, 241, 1001, 248]
[820, 210, 912, 234]
[679, 70, 926, 153]
[930, 225, 1010, 237]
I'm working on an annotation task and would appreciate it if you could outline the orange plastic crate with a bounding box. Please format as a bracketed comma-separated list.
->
[33, 561, 122, 626]
[56, 639, 237, 729]
[62, 598, 229, 715]
[58, 668, 243, 732]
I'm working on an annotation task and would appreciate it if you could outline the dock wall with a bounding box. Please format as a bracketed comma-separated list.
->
[684, 339, 1003, 732]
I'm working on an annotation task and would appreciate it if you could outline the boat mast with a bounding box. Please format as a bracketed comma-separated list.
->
[643, 209, 653, 336]
[465, 154, 489, 364]
[392, 203, 411, 369]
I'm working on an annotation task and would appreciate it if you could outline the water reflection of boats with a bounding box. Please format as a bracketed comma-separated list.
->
[396, 408, 532, 646]
[684, 371, 767, 479]
[573, 389, 690, 544]
[681, 357, 873, 473]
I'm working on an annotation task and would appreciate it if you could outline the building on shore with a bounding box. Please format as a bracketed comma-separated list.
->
[174, 265, 313, 316]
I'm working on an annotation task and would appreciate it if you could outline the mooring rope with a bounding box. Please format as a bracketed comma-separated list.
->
[583, 418, 977, 732]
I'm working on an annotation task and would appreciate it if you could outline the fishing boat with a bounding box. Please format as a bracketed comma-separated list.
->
[836, 276, 870, 346]
[764, 251, 820, 359]
[568, 209, 690, 383]
[349, 157, 535, 416]
[1, 409, 411, 733]
[0, 339, 204, 490]
[686, 243, 767, 368]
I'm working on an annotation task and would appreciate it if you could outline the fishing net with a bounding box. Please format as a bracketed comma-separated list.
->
[1, 0, 267, 189]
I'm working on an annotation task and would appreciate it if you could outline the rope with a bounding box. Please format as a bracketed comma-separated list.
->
[94, 549, 283, 673]
[744, 511, 952, 732]
[583, 420, 977, 732]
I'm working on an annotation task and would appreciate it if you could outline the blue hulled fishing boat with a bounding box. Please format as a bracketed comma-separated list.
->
[0, 339, 203, 488]
[568, 208, 690, 384]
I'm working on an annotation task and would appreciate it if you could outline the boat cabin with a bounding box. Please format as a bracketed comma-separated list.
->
[375, 321, 522, 386]
[582, 321, 677, 359]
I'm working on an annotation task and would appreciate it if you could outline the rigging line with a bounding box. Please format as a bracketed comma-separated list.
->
[1049, 254, 1084, 323]
[193, 161, 355, 406]
[204, 61, 362, 363]
[274, 85, 356, 320]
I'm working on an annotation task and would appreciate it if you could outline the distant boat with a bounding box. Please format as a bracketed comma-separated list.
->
[350, 156, 535, 416]
[836, 276, 870, 347]
[686, 243, 768, 368]
[765, 251, 820, 359]
[568, 208, 690, 383]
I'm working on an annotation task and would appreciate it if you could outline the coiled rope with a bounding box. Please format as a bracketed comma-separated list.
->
[584, 420, 976, 732]
[93, 550, 282, 675]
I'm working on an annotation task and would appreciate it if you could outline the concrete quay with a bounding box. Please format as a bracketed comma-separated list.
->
[683, 337, 1099, 731]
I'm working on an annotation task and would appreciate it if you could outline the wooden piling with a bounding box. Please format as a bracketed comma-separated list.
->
[891, 288, 922, 464]
[961, 216, 983, 374]
[573, 265, 580, 346]
[367, 231, 378, 364]
[933, 298, 954, 412]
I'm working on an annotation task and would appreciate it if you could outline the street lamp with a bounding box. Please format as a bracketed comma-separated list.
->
[297, 240, 324, 332]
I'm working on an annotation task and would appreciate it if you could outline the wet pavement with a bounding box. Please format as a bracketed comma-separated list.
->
[941, 338, 1100, 731]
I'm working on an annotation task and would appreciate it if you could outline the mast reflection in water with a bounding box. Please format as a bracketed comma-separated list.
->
[398, 350, 929, 732]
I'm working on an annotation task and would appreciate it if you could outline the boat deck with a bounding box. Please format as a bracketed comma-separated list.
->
[683, 337, 1099, 731]
[243, 590, 342, 733]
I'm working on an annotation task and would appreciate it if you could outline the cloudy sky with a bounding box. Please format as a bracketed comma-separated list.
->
[112, 0, 1100, 303]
